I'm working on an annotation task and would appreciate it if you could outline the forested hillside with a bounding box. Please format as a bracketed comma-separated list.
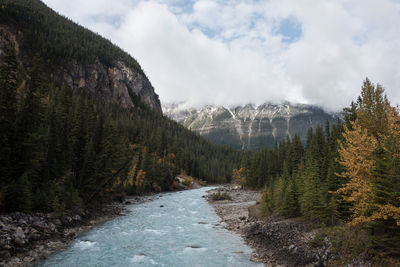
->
[0, 0, 162, 112]
[0, 50, 240, 213]
[234, 79, 400, 258]
[0, 1, 241, 214]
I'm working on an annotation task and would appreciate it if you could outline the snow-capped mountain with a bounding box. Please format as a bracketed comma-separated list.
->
[163, 102, 340, 150]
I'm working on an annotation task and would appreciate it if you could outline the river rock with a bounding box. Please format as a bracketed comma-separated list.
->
[23, 256, 34, 262]
[14, 227, 25, 239]
[62, 216, 73, 224]
[33, 220, 47, 230]
[0, 250, 11, 258]
[14, 237, 26, 246]
[9, 257, 21, 263]
[18, 219, 27, 226]
[48, 222, 57, 232]
[0, 222, 10, 231]
[28, 228, 41, 241]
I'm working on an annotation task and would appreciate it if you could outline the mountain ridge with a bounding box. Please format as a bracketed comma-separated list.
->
[164, 102, 340, 150]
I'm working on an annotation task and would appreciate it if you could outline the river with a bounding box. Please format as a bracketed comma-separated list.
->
[38, 187, 263, 267]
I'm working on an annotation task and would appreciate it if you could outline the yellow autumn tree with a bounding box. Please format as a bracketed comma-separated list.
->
[135, 169, 146, 193]
[336, 120, 378, 225]
[125, 155, 138, 189]
[232, 167, 247, 188]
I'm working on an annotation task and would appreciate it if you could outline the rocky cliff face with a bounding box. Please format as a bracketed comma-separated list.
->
[164, 102, 339, 150]
[50, 59, 162, 113]
[0, 25, 162, 113]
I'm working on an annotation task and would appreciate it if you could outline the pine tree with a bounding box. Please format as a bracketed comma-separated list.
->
[367, 107, 400, 255]
[4, 174, 32, 212]
[282, 177, 299, 217]
[300, 158, 327, 223]
[0, 50, 18, 184]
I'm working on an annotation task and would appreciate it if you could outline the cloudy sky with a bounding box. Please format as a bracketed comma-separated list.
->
[43, 0, 400, 111]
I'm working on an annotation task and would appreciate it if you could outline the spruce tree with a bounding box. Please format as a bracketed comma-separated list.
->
[0, 50, 18, 184]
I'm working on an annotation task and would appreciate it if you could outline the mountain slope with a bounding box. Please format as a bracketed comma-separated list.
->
[0, 0, 242, 216]
[164, 103, 340, 150]
[0, 0, 161, 112]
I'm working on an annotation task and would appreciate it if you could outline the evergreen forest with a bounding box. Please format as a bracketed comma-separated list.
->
[0, 50, 241, 213]
[233, 79, 400, 257]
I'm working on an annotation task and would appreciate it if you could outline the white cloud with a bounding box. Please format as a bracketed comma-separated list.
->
[42, 0, 400, 111]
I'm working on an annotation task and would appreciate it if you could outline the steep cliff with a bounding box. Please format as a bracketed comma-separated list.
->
[0, 0, 161, 113]
[164, 103, 340, 150]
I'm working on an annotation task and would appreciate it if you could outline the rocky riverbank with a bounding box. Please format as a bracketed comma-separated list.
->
[207, 185, 330, 267]
[0, 196, 152, 266]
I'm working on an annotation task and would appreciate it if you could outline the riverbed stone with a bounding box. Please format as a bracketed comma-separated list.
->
[14, 237, 26, 246]
[33, 220, 47, 230]
[0, 250, 10, 258]
[23, 256, 34, 262]
[15, 227, 25, 239]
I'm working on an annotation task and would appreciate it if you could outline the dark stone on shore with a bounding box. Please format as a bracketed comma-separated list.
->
[72, 215, 81, 221]
[114, 196, 124, 203]
[0, 250, 10, 258]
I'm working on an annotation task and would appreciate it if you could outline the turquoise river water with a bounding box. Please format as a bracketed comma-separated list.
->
[38, 187, 263, 267]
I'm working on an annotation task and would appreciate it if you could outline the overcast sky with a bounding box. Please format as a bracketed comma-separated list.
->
[43, 0, 400, 111]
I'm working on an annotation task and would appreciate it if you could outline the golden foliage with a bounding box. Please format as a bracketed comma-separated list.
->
[182, 176, 193, 187]
[197, 179, 207, 186]
[233, 167, 247, 187]
[171, 180, 180, 190]
[384, 106, 400, 157]
[126, 156, 138, 188]
[336, 120, 377, 224]
[337, 107, 400, 227]
[135, 169, 146, 189]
